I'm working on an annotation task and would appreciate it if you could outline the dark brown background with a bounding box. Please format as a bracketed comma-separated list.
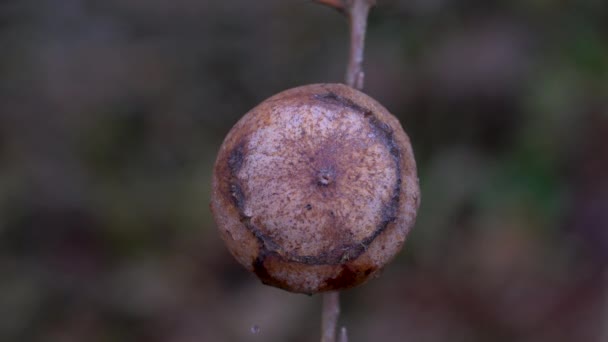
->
[1, 0, 607, 341]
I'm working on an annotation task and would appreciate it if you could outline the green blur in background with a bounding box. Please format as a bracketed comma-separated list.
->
[1, 1, 607, 341]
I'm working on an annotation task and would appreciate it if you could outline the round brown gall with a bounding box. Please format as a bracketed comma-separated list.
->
[211, 83, 420, 294]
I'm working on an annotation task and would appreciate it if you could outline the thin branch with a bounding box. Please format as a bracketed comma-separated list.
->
[321, 292, 340, 342]
[317, 1, 374, 341]
[345, 0, 375, 89]
[601, 269, 608, 341]
[314, 0, 375, 89]
[313, 0, 345, 12]
[339, 326, 348, 342]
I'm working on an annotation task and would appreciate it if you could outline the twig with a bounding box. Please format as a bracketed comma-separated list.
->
[345, 0, 375, 89]
[321, 292, 340, 342]
[313, 0, 375, 90]
[315, 1, 375, 340]
[601, 269, 608, 341]
[339, 326, 349, 342]
[313, 0, 345, 13]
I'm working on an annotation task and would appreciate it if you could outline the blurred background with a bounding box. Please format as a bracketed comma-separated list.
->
[1, 0, 607, 341]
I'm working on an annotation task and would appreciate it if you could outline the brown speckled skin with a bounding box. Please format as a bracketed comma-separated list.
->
[211, 83, 420, 294]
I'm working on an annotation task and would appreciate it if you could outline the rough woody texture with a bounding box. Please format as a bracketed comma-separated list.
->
[211, 83, 420, 294]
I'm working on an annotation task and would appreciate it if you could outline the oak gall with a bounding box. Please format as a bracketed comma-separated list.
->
[211, 83, 419, 294]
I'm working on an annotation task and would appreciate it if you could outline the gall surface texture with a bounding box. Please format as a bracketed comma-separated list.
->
[211, 83, 420, 294]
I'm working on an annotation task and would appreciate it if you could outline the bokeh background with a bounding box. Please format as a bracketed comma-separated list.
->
[1, 0, 607, 341]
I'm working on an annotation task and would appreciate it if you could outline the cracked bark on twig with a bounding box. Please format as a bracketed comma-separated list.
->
[314, 1, 375, 341]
